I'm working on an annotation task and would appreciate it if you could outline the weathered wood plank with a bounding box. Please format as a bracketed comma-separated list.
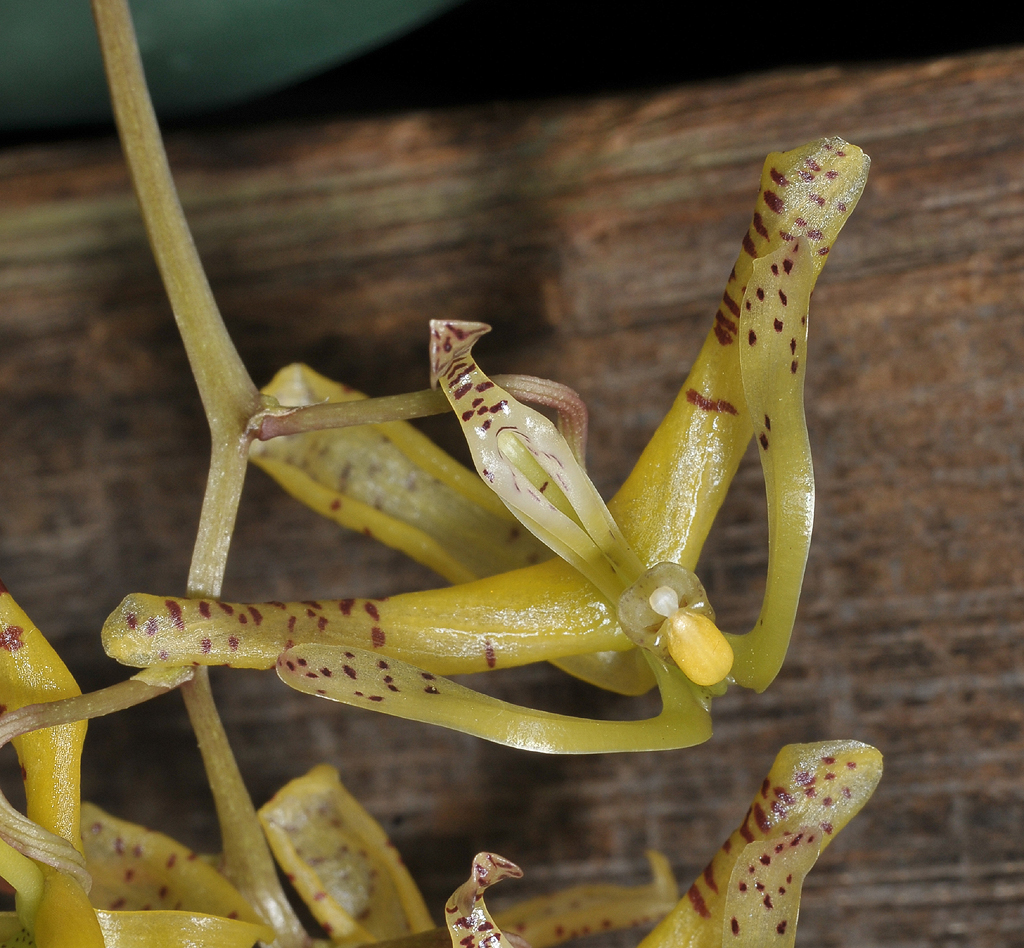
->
[2, 47, 1024, 946]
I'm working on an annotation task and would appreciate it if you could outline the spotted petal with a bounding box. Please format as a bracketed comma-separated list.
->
[431, 320, 644, 603]
[445, 853, 523, 948]
[81, 802, 262, 922]
[638, 740, 882, 948]
[257, 764, 433, 944]
[251, 364, 547, 584]
[275, 643, 711, 754]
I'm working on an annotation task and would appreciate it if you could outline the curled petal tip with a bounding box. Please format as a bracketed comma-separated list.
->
[429, 320, 492, 388]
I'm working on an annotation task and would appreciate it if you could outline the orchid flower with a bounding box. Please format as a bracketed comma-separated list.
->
[102, 137, 870, 754]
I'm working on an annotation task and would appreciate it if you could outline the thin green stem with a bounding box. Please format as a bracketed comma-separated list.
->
[187, 438, 251, 600]
[258, 373, 589, 463]
[90, 0, 260, 437]
[181, 669, 309, 948]
[91, 3, 303, 941]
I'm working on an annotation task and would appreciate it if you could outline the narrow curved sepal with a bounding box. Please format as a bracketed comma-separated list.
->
[728, 237, 814, 692]
[80, 802, 262, 924]
[638, 740, 882, 948]
[493, 851, 678, 948]
[257, 764, 433, 943]
[276, 644, 711, 754]
[252, 364, 547, 584]
[610, 138, 868, 572]
[445, 853, 523, 948]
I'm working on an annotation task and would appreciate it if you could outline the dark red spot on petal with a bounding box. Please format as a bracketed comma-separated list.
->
[165, 600, 184, 630]
[687, 884, 711, 919]
[687, 389, 738, 414]
[0, 626, 23, 652]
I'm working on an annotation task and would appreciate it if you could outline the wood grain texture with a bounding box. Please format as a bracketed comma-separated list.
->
[2, 46, 1024, 947]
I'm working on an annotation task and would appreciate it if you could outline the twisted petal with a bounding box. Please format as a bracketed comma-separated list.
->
[445, 853, 523, 948]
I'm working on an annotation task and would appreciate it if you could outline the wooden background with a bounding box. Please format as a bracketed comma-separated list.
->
[2, 46, 1024, 947]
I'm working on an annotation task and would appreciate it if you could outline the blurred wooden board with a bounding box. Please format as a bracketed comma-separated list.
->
[2, 46, 1024, 947]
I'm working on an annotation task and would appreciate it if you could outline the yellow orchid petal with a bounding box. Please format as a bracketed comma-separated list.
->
[275, 644, 711, 754]
[728, 235, 815, 692]
[80, 802, 262, 923]
[103, 562, 627, 676]
[609, 138, 869, 570]
[493, 851, 677, 948]
[719, 830, 820, 947]
[0, 843, 42, 934]
[431, 321, 644, 602]
[33, 865, 104, 948]
[0, 583, 86, 853]
[94, 909, 274, 948]
[251, 364, 547, 584]
[0, 914, 26, 947]
[445, 853, 522, 948]
[258, 764, 432, 944]
[639, 740, 882, 948]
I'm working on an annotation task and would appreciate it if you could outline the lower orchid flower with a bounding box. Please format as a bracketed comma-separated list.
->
[101, 137, 870, 755]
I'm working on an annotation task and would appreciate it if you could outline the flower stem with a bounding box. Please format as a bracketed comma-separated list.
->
[258, 373, 588, 463]
[90, 0, 260, 437]
[181, 669, 309, 948]
[91, 1, 305, 941]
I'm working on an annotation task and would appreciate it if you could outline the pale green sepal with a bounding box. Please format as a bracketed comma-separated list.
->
[276, 646, 710, 754]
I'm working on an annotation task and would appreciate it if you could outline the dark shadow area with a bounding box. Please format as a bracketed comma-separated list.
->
[3, 0, 1022, 147]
